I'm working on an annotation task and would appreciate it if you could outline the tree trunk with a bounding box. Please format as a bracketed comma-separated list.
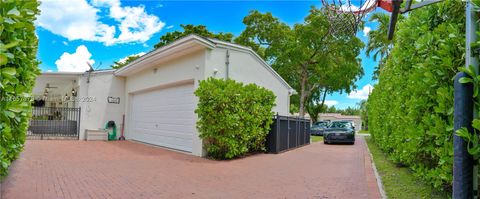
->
[299, 71, 308, 118]
[319, 89, 328, 111]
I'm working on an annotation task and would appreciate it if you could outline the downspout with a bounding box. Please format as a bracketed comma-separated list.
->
[226, 50, 230, 79]
[84, 71, 92, 122]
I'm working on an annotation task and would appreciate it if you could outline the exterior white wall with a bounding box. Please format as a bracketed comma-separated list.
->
[205, 48, 291, 115]
[78, 72, 126, 140]
[124, 49, 205, 156]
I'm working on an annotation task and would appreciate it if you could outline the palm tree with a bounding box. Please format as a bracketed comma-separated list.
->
[365, 13, 401, 79]
[357, 100, 368, 130]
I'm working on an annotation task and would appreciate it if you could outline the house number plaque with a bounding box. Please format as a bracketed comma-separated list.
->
[107, 97, 120, 104]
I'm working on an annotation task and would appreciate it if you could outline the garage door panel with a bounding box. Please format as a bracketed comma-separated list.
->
[130, 83, 195, 152]
[137, 132, 193, 146]
[132, 118, 194, 126]
[134, 128, 193, 140]
[135, 88, 192, 100]
[132, 113, 194, 123]
[134, 101, 194, 110]
[133, 109, 195, 120]
[132, 121, 194, 134]
[135, 133, 193, 152]
[135, 99, 194, 108]
[137, 104, 194, 111]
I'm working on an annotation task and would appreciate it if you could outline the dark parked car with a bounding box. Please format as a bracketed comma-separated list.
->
[311, 121, 329, 136]
[323, 121, 355, 144]
[315, 121, 330, 126]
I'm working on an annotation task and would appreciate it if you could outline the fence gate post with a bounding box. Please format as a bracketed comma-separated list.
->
[287, 116, 290, 149]
[276, 113, 280, 153]
[77, 107, 81, 140]
[295, 116, 298, 147]
[296, 117, 299, 146]
[307, 120, 310, 144]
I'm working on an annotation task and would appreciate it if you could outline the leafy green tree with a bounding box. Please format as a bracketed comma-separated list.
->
[326, 106, 360, 115]
[326, 106, 337, 113]
[306, 101, 327, 123]
[111, 54, 142, 69]
[236, 8, 364, 117]
[289, 103, 299, 115]
[154, 24, 234, 49]
[366, 13, 403, 79]
[339, 106, 360, 116]
[306, 89, 328, 122]
[0, 0, 40, 177]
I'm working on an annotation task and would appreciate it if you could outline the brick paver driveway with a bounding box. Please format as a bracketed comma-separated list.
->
[2, 136, 380, 199]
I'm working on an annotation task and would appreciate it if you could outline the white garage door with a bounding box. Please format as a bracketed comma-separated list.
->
[129, 83, 195, 152]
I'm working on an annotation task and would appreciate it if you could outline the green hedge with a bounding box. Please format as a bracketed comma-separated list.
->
[0, 1, 40, 177]
[194, 78, 276, 159]
[367, 0, 464, 190]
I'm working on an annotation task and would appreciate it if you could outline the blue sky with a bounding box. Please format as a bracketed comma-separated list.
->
[35, 0, 378, 109]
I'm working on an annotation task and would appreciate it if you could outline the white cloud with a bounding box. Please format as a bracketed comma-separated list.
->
[363, 26, 371, 37]
[166, 25, 174, 29]
[347, 84, 374, 100]
[116, 52, 146, 64]
[339, 0, 377, 12]
[62, 41, 68, 46]
[37, 0, 165, 46]
[55, 45, 95, 72]
[324, 100, 339, 107]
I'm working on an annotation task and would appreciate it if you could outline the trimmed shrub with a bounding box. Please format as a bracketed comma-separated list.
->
[367, 0, 464, 190]
[194, 78, 276, 159]
[0, 1, 40, 177]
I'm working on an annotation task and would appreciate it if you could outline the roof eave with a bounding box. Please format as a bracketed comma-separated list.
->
[114, 35, 215, 77]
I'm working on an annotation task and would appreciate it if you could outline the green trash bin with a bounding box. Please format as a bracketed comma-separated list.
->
[105, 121, 117, 141]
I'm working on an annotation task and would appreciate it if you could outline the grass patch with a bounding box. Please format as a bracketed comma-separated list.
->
[358, 130, 369, 134]
[365, 137, 449, 199]
[311, 135, 323, 143]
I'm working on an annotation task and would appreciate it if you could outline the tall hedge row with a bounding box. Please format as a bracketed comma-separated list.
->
[367, 0, 464, 190]
[195, 78, 276, 159]
[0, 1, 40, 177]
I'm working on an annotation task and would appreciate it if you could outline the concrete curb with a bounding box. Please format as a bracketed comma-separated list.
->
[364, 137, 388, 199]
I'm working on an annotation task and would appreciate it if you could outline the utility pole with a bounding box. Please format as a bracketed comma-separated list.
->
[467, 1, 479, 198]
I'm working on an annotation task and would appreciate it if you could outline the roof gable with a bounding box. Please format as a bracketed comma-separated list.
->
[114, 34, 294, 91]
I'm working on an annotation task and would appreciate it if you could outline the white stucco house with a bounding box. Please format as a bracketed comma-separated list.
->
[32, 34, 295, 156]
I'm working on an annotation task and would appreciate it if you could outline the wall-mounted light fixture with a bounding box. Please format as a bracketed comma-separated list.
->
[71, 88, 77, 97]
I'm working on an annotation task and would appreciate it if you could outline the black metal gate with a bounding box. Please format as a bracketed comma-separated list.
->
[28, 107, 81, 139]
[266, 114, 311, 153]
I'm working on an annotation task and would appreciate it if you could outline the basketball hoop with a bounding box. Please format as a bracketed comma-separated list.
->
[321, 0, 379, 35]
[321, 0, 444, 39]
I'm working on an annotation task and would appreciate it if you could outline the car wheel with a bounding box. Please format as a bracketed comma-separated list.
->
[350, 141, 355, 145]
[324, 140, 328, 144]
